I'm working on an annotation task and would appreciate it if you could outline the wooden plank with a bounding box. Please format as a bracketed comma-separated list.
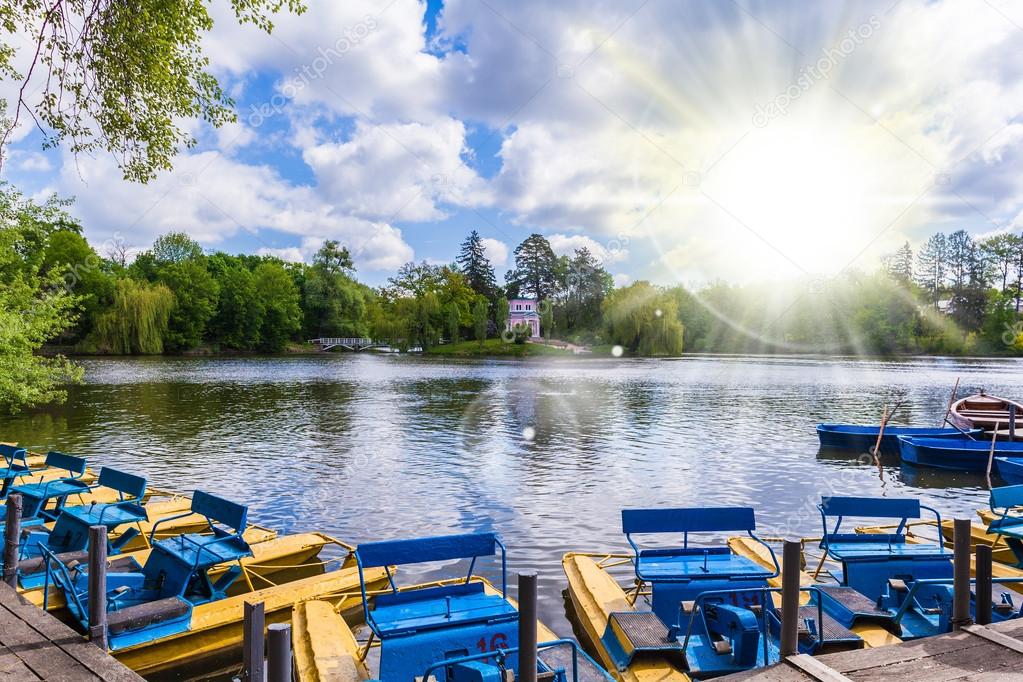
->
[0, 595, 96, 681]
[0, 584, 142, 681]
[0, 644, 40, 680]
[963, 624, 1023, 654]
[786, 654, 853, 682]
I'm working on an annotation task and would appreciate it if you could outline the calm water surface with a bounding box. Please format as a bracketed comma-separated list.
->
[3, 353, 1023, 645]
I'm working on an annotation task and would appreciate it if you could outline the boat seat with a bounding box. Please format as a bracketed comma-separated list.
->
[0, 445, 32, 496]
[636, 548, 773, 581]
[154, 531, 251, 569]
[60, 500, 147, 528]
[107, 596, 191, 635]
[824, 540, 947, 561]
[369, 581, 516, 637]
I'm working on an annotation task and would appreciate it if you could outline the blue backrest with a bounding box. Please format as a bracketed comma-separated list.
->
[45, 451, 86, 477]
[357, 532, 498, 569]
[820, 497, 921, 519]
[191, 490, 247, 533]
[991, 485, 1023, 511]
[0, 444, 27, 467]
[97, 468, 147, 500]
[622, 507, 756, 535]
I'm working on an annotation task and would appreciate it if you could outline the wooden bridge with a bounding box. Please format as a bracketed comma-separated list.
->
[308, 337, 384, 351]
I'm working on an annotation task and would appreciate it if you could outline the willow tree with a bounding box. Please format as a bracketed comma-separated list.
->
[91, 279, 174, 354]
[603, 281, 684, 356]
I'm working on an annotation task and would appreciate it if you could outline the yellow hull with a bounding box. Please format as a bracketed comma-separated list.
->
[562, 553, 690, 682]
[115, 562, 390, 678]
[726, 537, 901, 649]
[292, 578, 564, 682]
[24, 525, 285, 611]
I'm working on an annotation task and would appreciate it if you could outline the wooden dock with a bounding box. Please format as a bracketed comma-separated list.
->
[721, 619, 1023, 681]
[0, 581, 143, 681]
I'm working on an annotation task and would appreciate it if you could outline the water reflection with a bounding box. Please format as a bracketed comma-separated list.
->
[1, 353, 1022, 644]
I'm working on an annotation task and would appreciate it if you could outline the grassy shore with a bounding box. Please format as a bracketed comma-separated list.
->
[426, 339, 575, 357]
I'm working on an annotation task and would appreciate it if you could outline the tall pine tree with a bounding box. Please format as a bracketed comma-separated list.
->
[506, 233, 559, 302]
[915, 233, 947, 309]
[456, 230, 497, 301]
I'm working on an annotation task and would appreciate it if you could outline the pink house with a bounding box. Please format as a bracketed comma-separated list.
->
[507, 298, 540, 338]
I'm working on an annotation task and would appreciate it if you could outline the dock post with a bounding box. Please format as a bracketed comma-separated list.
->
[976, 544, 993, 626]
[242, 601, 265, 682]
[1011, 405, 1017, 440]
[780, 540, 801, 657]
[87, 525, 108, 650]
[3, 492, 21, 587]
[267, 622, 292, 682]
[952, 518, 972, 631]
[518, 572, 538, 682]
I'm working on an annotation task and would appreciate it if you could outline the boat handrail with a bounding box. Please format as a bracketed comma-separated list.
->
[677, 585, 826, 665]
[818, 497, 944, 557]
[889, 575, 1023, 626]
[419, 638, 583, 682]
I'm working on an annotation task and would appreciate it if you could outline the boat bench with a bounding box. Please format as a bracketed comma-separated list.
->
[822, 534, 947, 562]
[150, 490, 251, 570]
[988, 485, 1023, 566]
[107, 596, 191, 636]
[371, 581, 516, 636]
[0, 445, 32, 497]
[356, 531, 512, 640]
[636, 548, 774, 581]
[8, 452, 88, 520]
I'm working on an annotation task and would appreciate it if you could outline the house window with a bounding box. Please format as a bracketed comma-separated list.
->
[516, 304, 521, 310]
[525, 304, 531, 310]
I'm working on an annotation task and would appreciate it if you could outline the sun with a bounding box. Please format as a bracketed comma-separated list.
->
[700, 121, 904, 277]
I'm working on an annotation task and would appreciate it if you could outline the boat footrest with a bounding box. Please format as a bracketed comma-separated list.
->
[600, 611, 685, 672]
[775, 605, 863, 652]
[818, 585, 891, 627]
[108, 596, 190, 636]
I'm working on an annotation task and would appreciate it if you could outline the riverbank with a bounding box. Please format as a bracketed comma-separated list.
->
[425, 339, 575, 357]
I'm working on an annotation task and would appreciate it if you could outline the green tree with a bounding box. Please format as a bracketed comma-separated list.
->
[457, 230, 497, 301]
[540, 300, 554, 343]
[0, 186, 84, 411]
[89, 278, 174, 354]
[506, 233, 559, 302]
[41, 230, 114, 342]
[446, 304, 461, 343]
[152, 232, 204, 264]
[158, 259, 219, 350]
[0, 0, 305, 182]
[981, 233, 1023, 293]
[603, 281, 684, 355]
[562, 247, 613, 332]
[472, 298, 488, 346]
[304, 241, 369, 338]
[210, 265, 263, 349]
[916, 233, 948, 310]
[495, 296, 509, 338]
[882, 242, 913, 284]
[254, 261, 302, 351]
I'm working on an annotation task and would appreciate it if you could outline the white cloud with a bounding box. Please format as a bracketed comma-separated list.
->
[256, 246, 305, 263]
[480, 237, 508, 266]
[12, 151, 52, 172]
[613, 273, 631, 287]
[547, 233, 627, 264]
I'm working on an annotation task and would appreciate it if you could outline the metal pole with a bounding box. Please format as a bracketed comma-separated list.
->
[267, 622, 292, 682]
[1010, 405, 1017, 441]
[518, 572, 538, 682]
[87, 525, 108, 650]
[952, 518, 972, 631]
[242, 601, 265, 682]
[3, 493, 22, 588]
[976, 544, 993, 626]
[780, 541, 801, 657]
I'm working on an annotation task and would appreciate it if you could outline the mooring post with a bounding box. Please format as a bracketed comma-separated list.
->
[976, 544, 993, 626]
[952, 518, 972, 631]
[242, 601, 265, 682]
[87, 525, 108, 650]
[518, 572, 538, 682]
[780, 540, 801, 657]
[267, 622, 292, 682]
[1011, 404, 1017, 440]
[3, 492, 22, 588]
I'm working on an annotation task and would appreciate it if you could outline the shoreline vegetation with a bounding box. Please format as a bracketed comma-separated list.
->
[3, 184, 1023, 413]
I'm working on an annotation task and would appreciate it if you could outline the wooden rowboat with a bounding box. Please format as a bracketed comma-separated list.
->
[951, 392, 1023, 436]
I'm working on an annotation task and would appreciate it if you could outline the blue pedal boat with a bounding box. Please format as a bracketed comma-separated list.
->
[996, 458, 1023, 486]
[577, 508, 862, 679]
[354, 531, 613, 682]
[39, 490, 252, 650]
[898, 436, 1023, 472]
[817, 496, 1021, 638]
[0, 444, 33, 497]
[817, 424, 978, 455]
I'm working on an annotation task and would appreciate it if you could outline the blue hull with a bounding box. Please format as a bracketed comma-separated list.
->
[996, 457, 1023, 485]
[817, 424, 976, 455]
[898, 437, 1023, 472]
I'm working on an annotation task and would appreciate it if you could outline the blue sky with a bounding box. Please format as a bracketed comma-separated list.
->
[3, 0, 1023, 287]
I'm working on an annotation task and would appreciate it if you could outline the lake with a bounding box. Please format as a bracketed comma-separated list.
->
[3, 353, 1022, 653]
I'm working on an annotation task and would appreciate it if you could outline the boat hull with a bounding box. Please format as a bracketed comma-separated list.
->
[996, 457, 1023, 485]
[898, 436, 1023, 472]
[950, 393, 1023, 435]
[817, 424, 976, 455]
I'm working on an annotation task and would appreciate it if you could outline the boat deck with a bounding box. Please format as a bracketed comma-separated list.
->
[0, 581, 143, 681]
[719, 618, 1023, 681]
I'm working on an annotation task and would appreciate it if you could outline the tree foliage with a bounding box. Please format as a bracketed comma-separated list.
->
[457, 230, 497, 301]
[90, 279, 174, 354]
[0, 0, 304, 182]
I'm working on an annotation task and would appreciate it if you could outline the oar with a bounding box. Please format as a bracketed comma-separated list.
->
[940, 378, 960, 428]
[871, 403, 889, 464]
[987, 421, 1002, 488]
